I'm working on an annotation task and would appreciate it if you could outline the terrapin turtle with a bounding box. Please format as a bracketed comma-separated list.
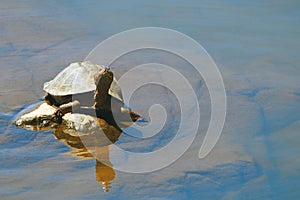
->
[43, 61, 141, 123]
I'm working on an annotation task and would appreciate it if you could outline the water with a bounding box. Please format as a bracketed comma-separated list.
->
[1, 0, 300, 199]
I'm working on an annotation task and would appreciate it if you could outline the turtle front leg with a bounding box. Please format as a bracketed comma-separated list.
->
[55, 100, 80, 118]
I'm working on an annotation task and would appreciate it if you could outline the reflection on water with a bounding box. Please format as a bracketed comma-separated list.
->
[95, 147, 115, 192]
[66, 145, 116, 193]
[18, 107, 123, 193]
[54, 116, 122, 193]
[64, 144, 116, 193]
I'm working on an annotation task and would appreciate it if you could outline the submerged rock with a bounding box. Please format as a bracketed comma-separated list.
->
[14, 102, 122, 148]
[14, 102, 57, 130]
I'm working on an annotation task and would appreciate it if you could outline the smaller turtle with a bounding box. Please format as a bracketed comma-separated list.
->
[43, 61, 142, 125]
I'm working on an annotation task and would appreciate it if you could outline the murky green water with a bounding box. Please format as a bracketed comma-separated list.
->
[1, 0, 300, 199]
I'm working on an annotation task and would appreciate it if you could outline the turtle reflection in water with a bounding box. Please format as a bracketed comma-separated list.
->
[53, 115, 121, 192]
[14, 61, 145, 192]
[17, 112, 121, 192]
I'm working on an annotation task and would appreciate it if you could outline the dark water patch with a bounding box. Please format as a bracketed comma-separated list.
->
[0, 130, 70, 169]
[294, 91, 300, 96]
[0, 113, 14, 127]
[0, 42, 16, 55]
[24, 36, 81, 59]
[259, 102, 300, 136]
[237, 86, 271, 98]
[168, 160, 263, 199]
[2, 185, 33, 197]
[256, 106, 268, 136]
[0, 126, 38, 149]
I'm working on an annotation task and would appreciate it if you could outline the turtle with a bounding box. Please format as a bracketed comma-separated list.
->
[43, 61, 142, 124]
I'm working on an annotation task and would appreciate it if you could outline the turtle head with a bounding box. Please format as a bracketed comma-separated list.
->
[94, 67, 113, 92]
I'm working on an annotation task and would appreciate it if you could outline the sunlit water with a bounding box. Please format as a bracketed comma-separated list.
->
[1, 0, 300, 199]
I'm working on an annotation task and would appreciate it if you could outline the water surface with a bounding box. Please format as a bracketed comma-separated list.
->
[1, 0, 300, 199]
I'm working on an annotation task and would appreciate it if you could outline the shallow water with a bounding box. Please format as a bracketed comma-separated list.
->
[1, 0, 300, 199]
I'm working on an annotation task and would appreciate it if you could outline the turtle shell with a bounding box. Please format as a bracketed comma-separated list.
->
[43, 61, 123, 102]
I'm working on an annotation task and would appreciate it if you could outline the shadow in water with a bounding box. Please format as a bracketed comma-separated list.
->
[52, 118, 122, 192]
[13, 102, 126, 193]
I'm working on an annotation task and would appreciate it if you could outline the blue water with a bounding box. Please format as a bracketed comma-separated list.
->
[1, 0, 300, 199]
